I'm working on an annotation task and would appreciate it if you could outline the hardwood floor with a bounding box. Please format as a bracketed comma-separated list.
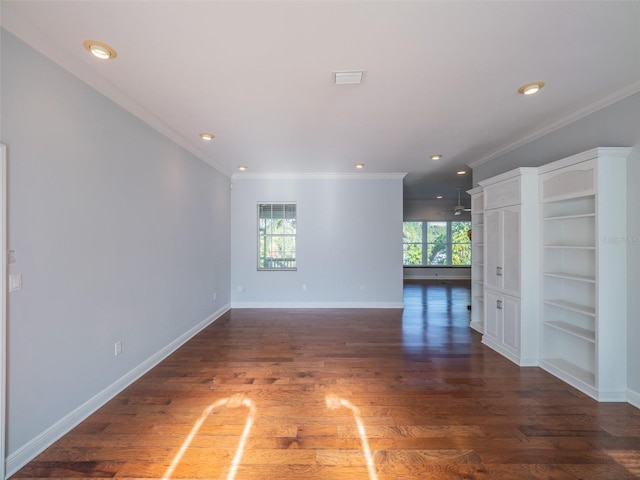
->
[12, 280, 640, 479]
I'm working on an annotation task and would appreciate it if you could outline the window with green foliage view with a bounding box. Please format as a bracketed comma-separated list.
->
[258, 203, 297, 270]
[403, 221, 471, 266]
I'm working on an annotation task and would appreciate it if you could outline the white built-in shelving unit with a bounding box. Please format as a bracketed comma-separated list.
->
[538, 147, 630, 401]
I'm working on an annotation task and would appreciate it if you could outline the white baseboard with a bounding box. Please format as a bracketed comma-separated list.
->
[231, 301, 404, 309]
[6, 305, 230, 478]
[469, 321, 484, 334]
[628, 388, 640, 409]
[403, 275, 471, 281]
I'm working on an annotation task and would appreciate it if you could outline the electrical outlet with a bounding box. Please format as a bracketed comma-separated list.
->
[213, 292, 217, 301]
[114, 341, 122, 356]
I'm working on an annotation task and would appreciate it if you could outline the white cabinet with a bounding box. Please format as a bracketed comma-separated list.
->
[478, 168, 539, 366]
[538, 147, 630, 401]
[484, 206, 521, 297]
[467, 187, 484, 333]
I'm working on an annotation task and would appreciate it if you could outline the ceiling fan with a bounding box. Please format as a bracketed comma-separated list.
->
[454, 187, 472, 216]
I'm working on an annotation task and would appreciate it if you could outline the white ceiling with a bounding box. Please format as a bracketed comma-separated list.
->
[2, 1, 640, 201]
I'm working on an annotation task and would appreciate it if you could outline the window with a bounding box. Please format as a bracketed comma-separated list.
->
[403, 221, 471, 266]
[258, 203, 297, 270]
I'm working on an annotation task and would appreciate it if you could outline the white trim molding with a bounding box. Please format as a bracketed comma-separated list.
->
[0, 5, 231, 178]
[231, 301, 404, 309]
[232, 172, 407, 181]
[5, 305, 230, 477]
[469, 80, 640, 169]
[628, 389, 640, 410]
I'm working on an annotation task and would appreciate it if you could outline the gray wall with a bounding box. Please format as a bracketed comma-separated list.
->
[471, 91, 640, 400]
[230, 176, 404, 307]
[1, 31, 231, 459]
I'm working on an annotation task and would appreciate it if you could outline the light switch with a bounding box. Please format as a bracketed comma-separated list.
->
[9, 274, 22, 292]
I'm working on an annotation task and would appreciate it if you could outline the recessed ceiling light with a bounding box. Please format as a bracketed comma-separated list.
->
[430, 154, 442, 161]
[518, 81, 545, 95]
[436, 195, 443, 199]
[355, 163, 365, 169]
[83, 40, 117, 60]
[199, 132, 214, 141]
[334, 71, 365, 85]
[457, 170, 467, 175]
[237, 165, 248, 171]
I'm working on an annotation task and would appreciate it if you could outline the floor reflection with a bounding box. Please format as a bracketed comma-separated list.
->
[402, 280, 472, 353]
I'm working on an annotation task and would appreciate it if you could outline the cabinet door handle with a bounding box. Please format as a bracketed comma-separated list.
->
[496, 266, 503, 276]
[496, 299, 503, 310]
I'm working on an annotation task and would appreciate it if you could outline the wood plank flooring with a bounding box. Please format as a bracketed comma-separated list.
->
[12, 280, 640, 479]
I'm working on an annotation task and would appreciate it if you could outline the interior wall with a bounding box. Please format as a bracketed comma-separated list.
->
[230, 176, 404, 307]
[470, 91, 640, 401]
[1, 30, 231, 459]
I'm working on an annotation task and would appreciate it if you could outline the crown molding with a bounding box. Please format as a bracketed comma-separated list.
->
[231, 172, 407, 181]
[469, 79, 640, 169]
[0, 6, 232, 178]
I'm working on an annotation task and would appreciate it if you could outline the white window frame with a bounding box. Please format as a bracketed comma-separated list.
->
[257, 203, 297, 271]
[403, 220, 471, 267]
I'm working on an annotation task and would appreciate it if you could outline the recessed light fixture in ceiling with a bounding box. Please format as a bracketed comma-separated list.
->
[83, 40, 117, 60]
[333, 71, 365, 85]
[457, 170, 467, 175]
[355, 163, 365, 169]
[518, 81, 545, 95]
[436, 195, 443, 199]
[237, 165, 248, 171]
[430, 154, 442, 161]
[199, 132, 214, 141]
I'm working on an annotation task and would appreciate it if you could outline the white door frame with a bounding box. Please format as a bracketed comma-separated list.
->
[1, 143, 7, 480]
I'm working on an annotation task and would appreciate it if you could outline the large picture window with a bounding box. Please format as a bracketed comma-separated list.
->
[258, 203, 297, 270]
[403, 221, 471, 266]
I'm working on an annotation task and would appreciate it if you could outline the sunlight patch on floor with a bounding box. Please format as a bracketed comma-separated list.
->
[326, 394, 378, 480]
[606, 450, 640, 476]
[162, 394, 256, 480]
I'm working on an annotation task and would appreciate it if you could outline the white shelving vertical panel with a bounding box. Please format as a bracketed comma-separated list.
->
[593, 149, 629, 399]
[468, 187, 484, 334]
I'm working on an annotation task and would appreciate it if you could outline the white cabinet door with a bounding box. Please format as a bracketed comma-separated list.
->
[501, 295, 520, 354]
[502, 206, 521, 297]
[484, 290, 501, 343]
[484, 210, 501, 291]
[484, 207, 520, 296]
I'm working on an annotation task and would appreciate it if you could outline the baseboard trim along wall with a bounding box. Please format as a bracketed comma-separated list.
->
[402, 275, 472, 281]
[6, 305, 230, 477]
[628, 389, 640, 410]
[230, 302, 405, 309]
